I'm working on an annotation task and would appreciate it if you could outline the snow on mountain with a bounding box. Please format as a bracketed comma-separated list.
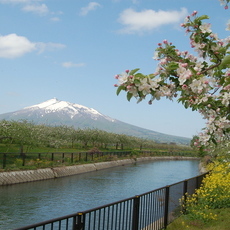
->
[24, 98, 115, 121]
[0, 98, 190, 144]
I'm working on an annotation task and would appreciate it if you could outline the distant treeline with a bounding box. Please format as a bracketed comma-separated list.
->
[0, 119, 191, 153]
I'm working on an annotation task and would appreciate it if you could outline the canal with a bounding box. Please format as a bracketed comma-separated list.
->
[0, 159, 200, 230]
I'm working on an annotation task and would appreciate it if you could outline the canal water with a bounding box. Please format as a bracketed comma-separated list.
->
[0, 159, 200, 230]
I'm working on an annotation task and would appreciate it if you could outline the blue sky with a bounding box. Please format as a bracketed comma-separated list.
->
[0, 0, 229, 138]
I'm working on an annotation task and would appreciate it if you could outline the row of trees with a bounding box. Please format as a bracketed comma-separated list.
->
[0, 119, 167, 153]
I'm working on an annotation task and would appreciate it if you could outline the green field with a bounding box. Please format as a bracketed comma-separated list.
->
[0, 143, 197, 171]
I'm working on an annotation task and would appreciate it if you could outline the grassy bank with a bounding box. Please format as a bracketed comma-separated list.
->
[0, 143, 197, 171]
[167, 156, 230, 230]
[167, 208, 230, 230]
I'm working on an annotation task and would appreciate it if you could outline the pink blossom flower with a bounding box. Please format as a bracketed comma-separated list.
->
[182, 84, 188, 90]
[181, 63, 188, 67]
[191, 11, 198, 16]
[199, 23, 212, 33]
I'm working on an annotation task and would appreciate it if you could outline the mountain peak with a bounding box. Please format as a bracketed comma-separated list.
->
[26, 98, 60, 109]
[23, 98, 112, 120]
[0, 99, 190, 145]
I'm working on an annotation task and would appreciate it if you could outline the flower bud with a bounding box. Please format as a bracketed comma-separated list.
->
[191, 11, 198, 16]
[182, 84, 188, 90]
[181, 63, 188, 67]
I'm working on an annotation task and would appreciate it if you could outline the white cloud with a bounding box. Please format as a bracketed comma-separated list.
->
[112, 0, 139, 2]
[35, 42, 66, 54]
[0, 0, 49, 16]
[0, 0, 31, 3]
[50, 17, 60, 22]
[0, 34, 35, 58]
[80, 2, 101, 16]
[62, 62, 86, 68]
[0, 34, 65, 59]
[118, 7, 188, 34]
[22, 3, 49, 15]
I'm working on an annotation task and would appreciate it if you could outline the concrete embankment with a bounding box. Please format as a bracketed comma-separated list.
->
[0, 156, 200, 186]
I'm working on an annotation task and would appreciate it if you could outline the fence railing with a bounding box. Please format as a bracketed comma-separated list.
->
[0, 151, 130, 169]
[0, 151, 197, 169]
[13, 172, 208, 230]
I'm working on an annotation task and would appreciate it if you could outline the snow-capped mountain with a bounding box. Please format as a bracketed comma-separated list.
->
[23, 98, 115, 122]
[0, 98, 190, 144]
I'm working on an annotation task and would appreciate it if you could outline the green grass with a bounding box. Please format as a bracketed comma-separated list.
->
[166, 208, 230, 230]
[0, 143, 198, 171]
[0, 144, 86, 153]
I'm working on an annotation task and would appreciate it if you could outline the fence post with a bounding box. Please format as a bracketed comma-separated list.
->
[163, 186, 170, 229]
[79, 152, 81, 161]
[72, 213, 84, 230]
[197, 173, 206, 189]
[62, 153, 65, 163]
[71, 153, 74, 163]
[182, 180, 188, 214]
[3, 153, 6, 169]
[132, 195, 140, 230]
[196, 175, 200, 190]
[22, 153, 26, 166]
[51, 153, 54, 161]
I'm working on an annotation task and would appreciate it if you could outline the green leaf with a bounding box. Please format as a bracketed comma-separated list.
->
[116, 85, 125, 95]
[129, 68, 140, 75]
[133, 79, 140, 84]
[127, 92, 133, 101]
[148, 74, 155, 78]
[211, 138, 217, 145]
[184, 101, 189, 109]
[135, 73, 146, 78]
[196, 15, 209, 21]
[194, 36, 200, 43]
[220, 55, 230, 69]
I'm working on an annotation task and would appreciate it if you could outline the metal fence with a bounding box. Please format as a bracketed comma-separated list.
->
[13, 172, 208, 230]
[0, 151, 131, 169]
[0, 151, 197, 169]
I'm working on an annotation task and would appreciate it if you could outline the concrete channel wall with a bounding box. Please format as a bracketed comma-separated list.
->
[0, 157, 201, 186]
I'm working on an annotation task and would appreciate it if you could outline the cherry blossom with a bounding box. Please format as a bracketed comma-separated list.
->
[199, 23, 212, 33]
[115, 3, 230, 152]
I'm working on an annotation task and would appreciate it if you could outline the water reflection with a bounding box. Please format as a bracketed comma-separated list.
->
[0, 160, 200, 230]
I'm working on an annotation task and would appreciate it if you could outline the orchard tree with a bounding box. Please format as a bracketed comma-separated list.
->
[115, 0, 230, 155]
[0, 120, 12, 143]
[0, 120, 40, 154]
